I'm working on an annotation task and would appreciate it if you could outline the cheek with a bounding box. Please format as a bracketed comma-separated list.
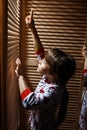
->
[37, 64, 43, 73]
[37, 64, 50, 74]
[37, 64, 45, 72]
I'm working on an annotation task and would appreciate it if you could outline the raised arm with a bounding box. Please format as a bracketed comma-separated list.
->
[16, 11, 44, 94]
[15, 58, 31, 94]
[15, 11, 46, 109]
[25, 10, 45, 60]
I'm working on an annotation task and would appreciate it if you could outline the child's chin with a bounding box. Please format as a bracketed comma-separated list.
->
[37, 68, 43, 74]
[37, 68, 40, 73]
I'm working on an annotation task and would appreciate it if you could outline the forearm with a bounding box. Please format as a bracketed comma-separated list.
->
[29, 24, 45, 60]
[18, 76, 30, 94]
[25, 11, 44, 58]
[30, 25, 44, 52]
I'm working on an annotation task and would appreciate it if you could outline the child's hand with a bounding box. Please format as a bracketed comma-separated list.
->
[15, 58, 23, 77]
[82, 45, 87, 59]
[25, 10, 34, 28]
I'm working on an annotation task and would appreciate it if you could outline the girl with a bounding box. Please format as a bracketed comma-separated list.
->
[79, 45, 87, 130]
[15, 10, 76, 130]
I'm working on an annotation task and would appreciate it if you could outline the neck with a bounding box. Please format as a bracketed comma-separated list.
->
[45, 74, 57, 84]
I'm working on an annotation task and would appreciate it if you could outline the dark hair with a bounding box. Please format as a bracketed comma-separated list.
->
[45, 48, 76, 86]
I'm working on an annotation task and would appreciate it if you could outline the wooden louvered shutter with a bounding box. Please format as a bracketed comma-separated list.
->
[20, 0, 87, 130]
[6, 0, 21, 130]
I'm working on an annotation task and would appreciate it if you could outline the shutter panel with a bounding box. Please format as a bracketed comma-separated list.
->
[6, 0, 21, 130]
[21, 0, 87, 130]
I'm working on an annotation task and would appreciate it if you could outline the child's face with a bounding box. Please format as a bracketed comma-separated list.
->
[37, 58, 50, 75]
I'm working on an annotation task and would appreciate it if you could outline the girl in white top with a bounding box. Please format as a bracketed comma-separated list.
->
[15, 10, 76, 130]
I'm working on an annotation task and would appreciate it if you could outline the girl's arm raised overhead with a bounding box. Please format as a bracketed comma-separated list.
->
[25, 10, 45, 60]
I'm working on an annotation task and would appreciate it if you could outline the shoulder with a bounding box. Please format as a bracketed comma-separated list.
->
[48, 83, 64, 95]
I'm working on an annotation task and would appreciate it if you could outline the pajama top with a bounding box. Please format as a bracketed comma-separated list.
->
[20, 44, 64, 130]
[79, 69, 87, 130]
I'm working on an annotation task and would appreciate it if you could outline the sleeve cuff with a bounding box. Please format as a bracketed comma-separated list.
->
[83, 69, 87, 74]
[35, 47, 45, 59]
[20, 88, 31, 100]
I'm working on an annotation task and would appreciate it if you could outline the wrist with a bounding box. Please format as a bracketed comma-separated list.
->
[29, 20, 35, 30]
[18, 75, 24, 80]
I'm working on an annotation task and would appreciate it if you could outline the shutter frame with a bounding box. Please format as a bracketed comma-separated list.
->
[6, 0, 21, 130]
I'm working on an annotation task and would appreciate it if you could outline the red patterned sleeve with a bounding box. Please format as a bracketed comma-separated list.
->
[20, 88, 31, 100]
[34, 43, 45, 60]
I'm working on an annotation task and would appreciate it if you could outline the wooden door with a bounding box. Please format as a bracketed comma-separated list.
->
[20, 0, 87, 130]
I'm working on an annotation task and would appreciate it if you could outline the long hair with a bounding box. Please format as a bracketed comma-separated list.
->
[45, 48, 76, 86]
[45, 49, 76, 128]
